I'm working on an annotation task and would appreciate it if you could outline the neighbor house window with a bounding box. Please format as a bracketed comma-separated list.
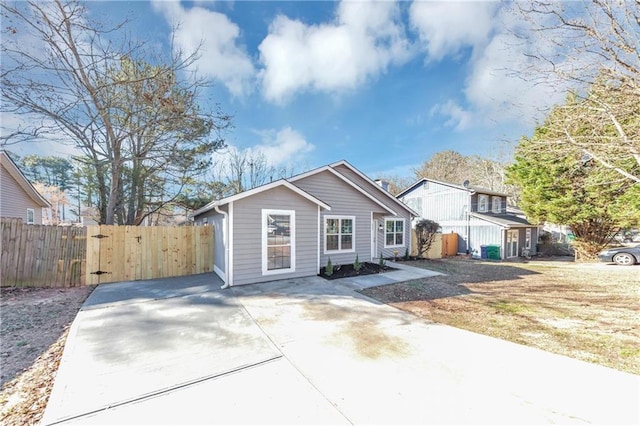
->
[262, 209, 295, 275]
[325, 216, 355, 253]
[26, 208, 35, 224]
[384, 218, 404, 248]
[478, 195, 489, 212]
[492, 196, 501, 213]
[525, 228, 532, 249]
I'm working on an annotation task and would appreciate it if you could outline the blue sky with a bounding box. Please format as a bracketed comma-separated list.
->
[7, 1, 568, 180]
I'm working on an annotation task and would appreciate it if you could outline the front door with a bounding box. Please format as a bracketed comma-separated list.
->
[507, 229, 519, 258]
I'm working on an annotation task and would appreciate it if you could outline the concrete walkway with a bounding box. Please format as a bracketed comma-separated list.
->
[42, 268, 640, 425]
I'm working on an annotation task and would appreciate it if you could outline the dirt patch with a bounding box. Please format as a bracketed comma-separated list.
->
[0, 286, 93, 425]
[360, 257, 640, 375]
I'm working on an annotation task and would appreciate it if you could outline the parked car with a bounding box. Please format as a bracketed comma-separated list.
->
[597, 244, 640, 266]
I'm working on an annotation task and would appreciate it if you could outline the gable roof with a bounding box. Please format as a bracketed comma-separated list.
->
[192, 179, 331, 217]
[288, 163, 398, 216]
[397, 177, 508, 198]
[0, 151, 51, 208]
[328, 160, 419, 217]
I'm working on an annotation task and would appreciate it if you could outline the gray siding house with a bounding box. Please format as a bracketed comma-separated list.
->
[0, 151, 50, 224]
[193, 160, 417, 287]
[397, 178, 538, 260]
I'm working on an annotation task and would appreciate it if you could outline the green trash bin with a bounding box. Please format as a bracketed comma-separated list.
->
[486, 245, 501, 260]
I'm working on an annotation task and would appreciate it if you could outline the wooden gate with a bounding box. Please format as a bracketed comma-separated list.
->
[441, 232, 458, 257]
[85, 225, 214, 285]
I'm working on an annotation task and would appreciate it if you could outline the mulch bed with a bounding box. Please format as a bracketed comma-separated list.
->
[319, 261, 397, 280]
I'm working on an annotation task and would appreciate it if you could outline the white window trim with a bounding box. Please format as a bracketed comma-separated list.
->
[525, 228, 532, 249]
[492, 196, 501, 213]
[478, 194, 489, 213]
[384, 218, 405, 249]
[324, 215, 356, 254]
[26, 208, 35, 224]
[262, 209, 295, 276]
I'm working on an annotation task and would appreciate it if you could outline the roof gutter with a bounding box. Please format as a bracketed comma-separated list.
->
[214, 204, 231, 289]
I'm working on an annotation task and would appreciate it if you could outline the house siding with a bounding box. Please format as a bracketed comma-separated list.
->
[0, 162, 44, 224]
[294, 170, 389, 266]
[469, 216, 503, 258]
[399, 180, 471, 253]
[231, 186, 319, 286]
[331, 165, 414, 259]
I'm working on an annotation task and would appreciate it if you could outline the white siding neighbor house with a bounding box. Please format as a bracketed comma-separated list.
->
[192, 160, 417, 287]
[0, 151, 51, 224]
[397, 178, 538, 260]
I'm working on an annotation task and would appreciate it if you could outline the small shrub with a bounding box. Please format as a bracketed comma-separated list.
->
[378, 253, 386, 268]
[325, 257, 334, 277]
[404, 247, 409, 260]
[354, 254, 362, 273]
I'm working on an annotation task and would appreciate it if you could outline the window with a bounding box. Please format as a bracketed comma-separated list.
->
[478, 194, 489, 212]
[384, 218, 404, 248]
[492, 196, 501, 213]
[262, 209, 295, 275]
[325, 216, 355, 253]
[26, 208, 35, 224]
[525, 228, 532, 249]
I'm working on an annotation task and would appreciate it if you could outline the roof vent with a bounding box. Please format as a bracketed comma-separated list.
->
[462, 180, 470, 188]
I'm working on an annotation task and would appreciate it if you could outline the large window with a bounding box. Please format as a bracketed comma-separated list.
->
[325, 216, 355, 253]
[262, 209, 295, 275]
[492, 196, 501, 213]
[478, 194, 489, 213]
[384, 218, 404, 248]
[26, 208, 35, 224]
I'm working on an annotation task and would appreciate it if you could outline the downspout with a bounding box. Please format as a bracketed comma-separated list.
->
[214, 204, 231, 289]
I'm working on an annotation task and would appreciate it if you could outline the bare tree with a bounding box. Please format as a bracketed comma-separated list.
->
[1, 0, 229, 224]
[412, 150, 472, 185]
[515, 0, 640, 183]
[414, 219, 440, 258]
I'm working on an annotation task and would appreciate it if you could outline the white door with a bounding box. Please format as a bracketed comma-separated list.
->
[507, 229, 519, 258]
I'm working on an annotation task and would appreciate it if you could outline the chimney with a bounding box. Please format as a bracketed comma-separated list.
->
[375, 179, 390, 192]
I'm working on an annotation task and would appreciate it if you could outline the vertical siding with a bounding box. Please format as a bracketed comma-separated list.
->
[231, 186, 319, 286]
[400, 181, 471, 253]
[295, 170, 395, 266]
[468, 216, 503, 258]
[331, 165, 414, 261]
[0, 163, 44, 224]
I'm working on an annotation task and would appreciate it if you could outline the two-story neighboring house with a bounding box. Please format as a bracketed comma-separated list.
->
[1, 151, 51, 224]
[397, 178, 538, 260]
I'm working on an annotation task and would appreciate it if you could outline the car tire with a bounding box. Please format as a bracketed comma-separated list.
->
[613, 253, 636, 266]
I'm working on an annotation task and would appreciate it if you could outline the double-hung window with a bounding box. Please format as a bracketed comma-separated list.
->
[26, 208, 35, 224]
[384, 218, 404, 248]
[492, 196, 501, 213]
[478, 195, 489, 212]
[325, 216, 354, 253]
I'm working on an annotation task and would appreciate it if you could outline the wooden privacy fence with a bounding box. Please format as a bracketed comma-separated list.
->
[1, 218, 86, 287]
[85, 225, 214, 285]
[411, 232, 458, 258]
[1, 218, 214, 287]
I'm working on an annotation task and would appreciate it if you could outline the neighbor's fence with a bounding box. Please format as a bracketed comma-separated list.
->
[1, 218, 86, 287]
[410, 232, 458, 258]
[1, 218, 214, 288]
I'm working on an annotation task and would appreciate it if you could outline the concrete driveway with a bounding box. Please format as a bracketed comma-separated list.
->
[42, 267, 639, 425]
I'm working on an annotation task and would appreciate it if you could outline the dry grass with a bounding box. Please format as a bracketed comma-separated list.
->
[361, 257, 640, 375]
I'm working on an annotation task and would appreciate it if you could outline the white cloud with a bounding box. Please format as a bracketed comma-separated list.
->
[258, 0, 412, 104]
[429, 100, 473, 131]
[252, 127, 315, 166]
[409, 1, 498, 61]
[152, 0, 255, 97]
